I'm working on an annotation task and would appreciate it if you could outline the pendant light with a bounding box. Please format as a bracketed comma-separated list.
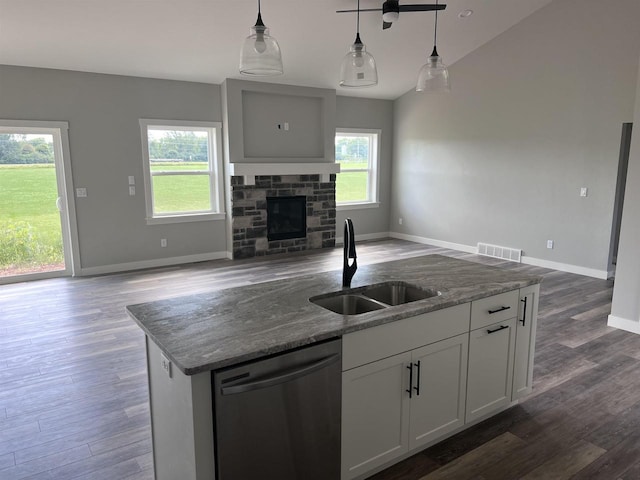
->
[416, 0, 450, 92]
[239, 0, 283, 76]
[339, 0, 378, 88]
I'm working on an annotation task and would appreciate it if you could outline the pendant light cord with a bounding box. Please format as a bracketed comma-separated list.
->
[434, 0, 438, 47]
[357, 0, 361, 35]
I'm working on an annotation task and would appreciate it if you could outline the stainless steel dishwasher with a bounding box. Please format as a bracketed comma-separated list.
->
[212, 338, 342, 480]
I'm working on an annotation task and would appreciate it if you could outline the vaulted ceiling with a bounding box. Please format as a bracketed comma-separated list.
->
[0, 0, 554, 99]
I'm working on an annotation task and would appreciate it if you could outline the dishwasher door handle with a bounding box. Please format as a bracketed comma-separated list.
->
[221, 353, 340, 395]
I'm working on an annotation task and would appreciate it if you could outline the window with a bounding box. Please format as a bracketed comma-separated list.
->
[140, 120, 224, 224]
[335, 129, 380, 208]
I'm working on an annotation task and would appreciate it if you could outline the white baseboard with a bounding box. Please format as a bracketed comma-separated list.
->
[520, 256, 608, 280]
[388, 232, 477, 254]
[607, 315, 640, 334]
[388, 231, 609, 279]
[77, 251, 228, 276]
[608, 314, 640, 334]
[335, 231, 390, 246]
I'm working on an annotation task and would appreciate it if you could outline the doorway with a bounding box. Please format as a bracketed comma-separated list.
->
[607, 122, 633, 277]
[0, 121, 79, 283]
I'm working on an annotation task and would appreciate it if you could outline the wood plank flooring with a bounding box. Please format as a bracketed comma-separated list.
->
[1, 239, 639, 479]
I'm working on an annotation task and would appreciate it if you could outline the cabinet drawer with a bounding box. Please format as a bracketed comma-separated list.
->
[343, 303, 470, 371]
[470, 290, 519, 330]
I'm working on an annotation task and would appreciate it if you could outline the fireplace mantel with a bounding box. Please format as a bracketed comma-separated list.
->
[227, 163, 340, 185]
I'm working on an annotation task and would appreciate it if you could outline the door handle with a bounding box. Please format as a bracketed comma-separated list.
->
[488, 306, 511, 314]
[487, 325, 509, 335]
[406, 363, 414, 398]
[520, 296, 528, 326]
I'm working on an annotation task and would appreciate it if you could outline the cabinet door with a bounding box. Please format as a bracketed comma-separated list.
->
[466, 318, 516, 423]
[409, 333, 469, 450]
[341, 352, 412, 480]
[512, 284, 539, 400]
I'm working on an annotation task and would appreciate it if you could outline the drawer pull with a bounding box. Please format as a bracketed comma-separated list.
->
[487, 325, 509, 334]
[488, 306, 511, 315]
[406, 364, 414, 398]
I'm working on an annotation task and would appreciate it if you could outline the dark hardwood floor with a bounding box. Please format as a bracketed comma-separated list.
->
[1, 239, 639, 479]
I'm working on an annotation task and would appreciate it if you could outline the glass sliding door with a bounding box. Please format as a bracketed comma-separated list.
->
[0, 122, 76, 283]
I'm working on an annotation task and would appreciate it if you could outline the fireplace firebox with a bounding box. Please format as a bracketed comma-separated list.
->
[267, 196, 307, 241]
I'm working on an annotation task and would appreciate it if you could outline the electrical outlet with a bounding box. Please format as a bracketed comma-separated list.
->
[129, 186, 136, 196]
[160, 352, 172, 378]
[76, 187, 87, 198]
[547, 240, 554, 249]
[399, 217, 403, 225]
[161, 238, 167, 248]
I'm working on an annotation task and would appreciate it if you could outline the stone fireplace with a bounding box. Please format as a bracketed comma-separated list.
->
[230, 174, 336, 259]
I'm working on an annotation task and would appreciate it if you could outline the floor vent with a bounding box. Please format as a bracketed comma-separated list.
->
[477, 242, 522, 263]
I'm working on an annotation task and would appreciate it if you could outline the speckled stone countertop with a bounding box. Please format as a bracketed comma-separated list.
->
[126, 254, 542, 375]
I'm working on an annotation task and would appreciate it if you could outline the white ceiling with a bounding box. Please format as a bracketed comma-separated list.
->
[0, 0, 553, 100]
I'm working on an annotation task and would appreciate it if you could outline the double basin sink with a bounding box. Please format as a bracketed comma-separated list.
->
[310, 281, 440, 315]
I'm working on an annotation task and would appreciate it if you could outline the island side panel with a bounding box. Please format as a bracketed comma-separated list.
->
[146, 338, 215, 480]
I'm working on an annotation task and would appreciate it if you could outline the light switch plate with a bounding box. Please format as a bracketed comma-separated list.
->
[580, 187, 588, 197]
[76, 187, 87, 198]
[128, 176, 135, 185]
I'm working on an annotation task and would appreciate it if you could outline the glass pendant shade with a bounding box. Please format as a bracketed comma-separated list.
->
[339, 34, 378, 88]
[416, 47, 450, 93]
[239, 16, 283, 76]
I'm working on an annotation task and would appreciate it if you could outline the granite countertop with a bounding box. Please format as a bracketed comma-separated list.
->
[126, 254, 542, 375]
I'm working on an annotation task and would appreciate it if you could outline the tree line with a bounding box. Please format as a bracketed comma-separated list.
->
[0, 134, 54, 164]
[0, 131, 210, 165]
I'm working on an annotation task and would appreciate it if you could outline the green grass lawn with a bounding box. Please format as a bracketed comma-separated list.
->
[0, 164, 64, 272]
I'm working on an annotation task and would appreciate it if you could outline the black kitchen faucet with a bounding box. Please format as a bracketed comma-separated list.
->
[343, 218, 357, 288]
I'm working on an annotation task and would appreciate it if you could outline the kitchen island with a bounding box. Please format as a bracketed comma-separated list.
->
[127, 254, 542, 480]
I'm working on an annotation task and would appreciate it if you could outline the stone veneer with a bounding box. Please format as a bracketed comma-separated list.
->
[231, 174, 336, 259]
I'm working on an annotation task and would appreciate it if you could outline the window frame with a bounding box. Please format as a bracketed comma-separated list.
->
[139, 119, 225, 225]
[335, 128, 381, 210]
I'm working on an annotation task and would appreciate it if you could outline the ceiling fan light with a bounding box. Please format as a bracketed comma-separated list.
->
[339, 39, 378, 88]
[416, 53, 450, 93]
[240, 24, 283, 76]
[382, 11, 399, 23]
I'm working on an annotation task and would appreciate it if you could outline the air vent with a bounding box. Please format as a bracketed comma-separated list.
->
[477, 242, 522, 263]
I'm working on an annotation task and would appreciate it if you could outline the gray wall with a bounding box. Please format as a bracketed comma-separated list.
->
[0, 65, 226, 270]
[610, 57, 640, 332]
[391, 0, 640, 274]
[0, 66, 393, 271]
[336, 96, 393, 239]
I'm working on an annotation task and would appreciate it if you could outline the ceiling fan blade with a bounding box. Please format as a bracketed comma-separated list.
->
[398, 4, 447, 12]
[383, 21, 393, 29]
[336, 8, 383, 13]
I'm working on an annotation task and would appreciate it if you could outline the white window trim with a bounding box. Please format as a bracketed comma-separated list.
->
[139, 119, 225, 225]
[335, 127, 381, 208]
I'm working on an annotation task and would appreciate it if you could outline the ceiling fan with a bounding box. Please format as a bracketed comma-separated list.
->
[336, 0, 446, 30]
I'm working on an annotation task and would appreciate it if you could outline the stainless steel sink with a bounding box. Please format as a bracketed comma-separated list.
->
[309, 294, 387, 315]
[310, 281, 440, 315]
[361, 281, 440, 306]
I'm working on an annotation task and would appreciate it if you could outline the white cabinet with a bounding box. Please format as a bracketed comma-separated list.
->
[408, 334, 469, 449]
[341, 352, 412, 480]
[341, 287, 539, 480]
[466, 318, 517, 423]
[341, 305, 470, 480]
[512, 284, 539, 400]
